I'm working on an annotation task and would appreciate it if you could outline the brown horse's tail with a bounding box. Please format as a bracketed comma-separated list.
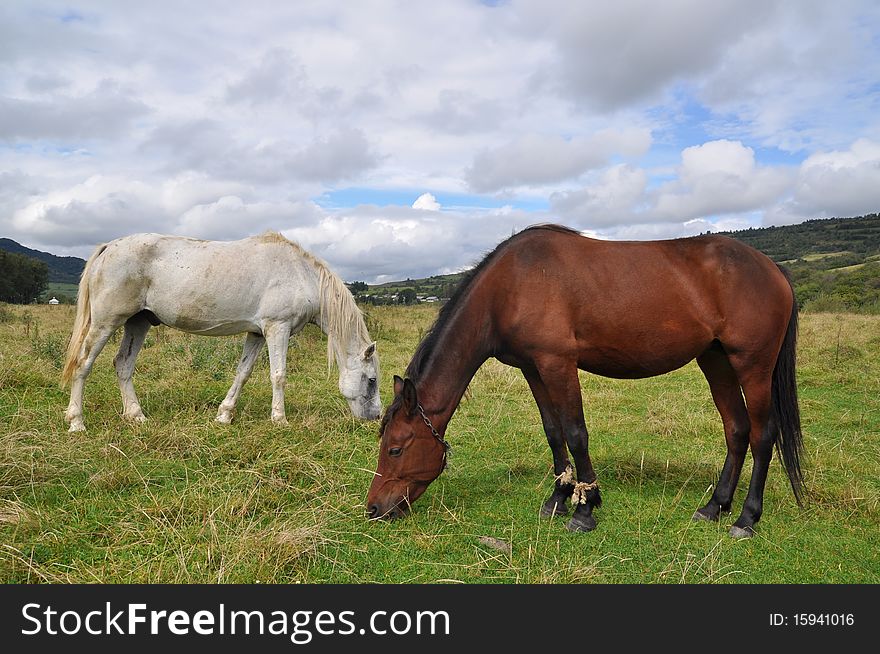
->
[770, 266, 805, 506]
[61, 243, 107, 387]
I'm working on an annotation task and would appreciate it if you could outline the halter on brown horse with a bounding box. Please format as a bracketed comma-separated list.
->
[367, 224, 804, 538]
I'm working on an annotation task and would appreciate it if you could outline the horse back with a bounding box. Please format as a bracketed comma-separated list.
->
[85, 233, 320, 335]
[485, 228, 792, 378]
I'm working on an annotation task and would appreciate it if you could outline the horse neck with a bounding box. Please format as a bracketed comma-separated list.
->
[411, 291, 493, 433]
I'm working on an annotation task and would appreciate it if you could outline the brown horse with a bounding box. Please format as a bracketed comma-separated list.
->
[367, 224, 804, 538]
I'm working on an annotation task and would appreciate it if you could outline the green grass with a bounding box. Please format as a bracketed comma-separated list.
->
[0, 304, 877, 583]
[39, 282, 78, 303]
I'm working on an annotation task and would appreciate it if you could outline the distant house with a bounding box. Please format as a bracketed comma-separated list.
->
[425, 296, 439, 303]
[48, 297, 60, 305]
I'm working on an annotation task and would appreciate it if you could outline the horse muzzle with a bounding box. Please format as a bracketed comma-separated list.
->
[366, 500, 410, 521]
[366, 480, 429, 522]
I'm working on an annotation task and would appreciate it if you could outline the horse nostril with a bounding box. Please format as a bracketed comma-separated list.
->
[368, 504, 379, 519]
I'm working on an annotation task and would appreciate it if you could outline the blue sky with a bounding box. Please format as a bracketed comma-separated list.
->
[1, 1, 879, 281]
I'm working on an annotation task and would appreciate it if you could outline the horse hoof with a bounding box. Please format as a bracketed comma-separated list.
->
[215, 413, 233, 424]
[728, 525, 754, 539]
[540, 501, 569, 518]
[67, 421, 85, 433]
[692, 507, 718, 522]
[566, 514, 596, 532]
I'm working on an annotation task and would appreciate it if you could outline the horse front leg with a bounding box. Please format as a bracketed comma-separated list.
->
[216, 332, 265, 424]
[522, 367, 573, 518]
[534, 357, 601, 532]
[263, 321, 292, 425]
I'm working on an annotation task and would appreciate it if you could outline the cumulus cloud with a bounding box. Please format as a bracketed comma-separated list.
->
[422, 89, 503, 134]
[225, 48, 310, 106]
[466, 128, 651, 192]
[653, 140, 792, 221]
[12, 176, 171, 248]
[765, 139, 880, 224]
[282, 205, 538, 282]
[0, 80, 150, 142]
[551, 140, 792, 229]
[143, 123, 379, 184]
[521, 0, 773, 110]
[793, 139, 880, 216]
[550, 165, 649, 227]
[412, 193, 441, 211]
[176, 196, 324, 240]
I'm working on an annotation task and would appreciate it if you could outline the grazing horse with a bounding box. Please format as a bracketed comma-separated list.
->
[62, 231, 380, 431]
[367, 224, 804, 538]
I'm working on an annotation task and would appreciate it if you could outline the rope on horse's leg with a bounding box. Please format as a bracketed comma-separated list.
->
[555, 464, 575, 486]
[571, 480, 599, 505]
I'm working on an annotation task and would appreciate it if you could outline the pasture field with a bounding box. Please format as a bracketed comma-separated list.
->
[0, 303, 877, 583]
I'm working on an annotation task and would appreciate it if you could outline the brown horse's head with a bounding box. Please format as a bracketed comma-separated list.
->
[366, 375, 448, 520]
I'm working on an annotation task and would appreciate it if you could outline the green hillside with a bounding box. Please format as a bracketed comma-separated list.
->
[717, 214, 880, 313]
[0, 238, 86, 284]
[718, 214, 880, 260]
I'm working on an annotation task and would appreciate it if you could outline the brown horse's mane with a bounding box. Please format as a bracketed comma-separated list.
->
[380, 223, 581, 431]
[406, 224, 580, 381]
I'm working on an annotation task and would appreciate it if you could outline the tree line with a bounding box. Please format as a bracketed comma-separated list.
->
[0, 250, 49, 304]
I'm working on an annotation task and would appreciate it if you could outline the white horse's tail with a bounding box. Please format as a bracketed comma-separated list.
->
[62, 243, 107, 387]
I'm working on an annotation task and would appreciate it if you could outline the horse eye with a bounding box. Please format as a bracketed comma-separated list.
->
[389, 447, 402, 457]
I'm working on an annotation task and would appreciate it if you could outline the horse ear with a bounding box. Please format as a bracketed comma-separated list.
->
[402, 378, 418, 415]
[393, 375, 404, 396]
[363, 342, 376, 359]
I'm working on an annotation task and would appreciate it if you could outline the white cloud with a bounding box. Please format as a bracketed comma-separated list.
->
[551, 140, 792, 229]
[550, 165, 649, 227]
[767, 138, 880, 223]
[653, 140, 792, 221]
[282, 204, 540, 282]
[0, 80, 150, 141]
[518, 0, 773, 110]
[412, 193, 441, 211]
[466, 128, 651, 192]
[0, 1, 878, 280]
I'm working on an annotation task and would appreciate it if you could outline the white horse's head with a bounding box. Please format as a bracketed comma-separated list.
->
[338, 341, 381, 420]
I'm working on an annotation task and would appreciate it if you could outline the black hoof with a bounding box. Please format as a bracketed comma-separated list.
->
[566, 514, 596, 532]
[728, 525, 754, 539]
[692, 507, 719, 522]
[540, 499, 569, 518]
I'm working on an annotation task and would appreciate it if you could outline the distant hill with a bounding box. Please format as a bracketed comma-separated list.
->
[717, 213, 880, 261]
[0, 238, 85, 284]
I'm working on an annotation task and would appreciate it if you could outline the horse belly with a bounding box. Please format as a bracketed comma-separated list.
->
[576, 327, 712, 379]
[578, 346, 702, 379]
[161, 316, 259, 336]
[146, 295, 261, 336]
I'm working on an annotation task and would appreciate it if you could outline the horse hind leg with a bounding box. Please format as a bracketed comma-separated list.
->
[522, 367, 574, 518]
[216, 332, 265, 424]
[693, 347, 750, 523]
[64, 322, 119, 432]
[726, 362, 775, 539]
[114, 314, 151, 423]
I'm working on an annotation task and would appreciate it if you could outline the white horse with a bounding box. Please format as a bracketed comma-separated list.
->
[62, 231, 380, 432]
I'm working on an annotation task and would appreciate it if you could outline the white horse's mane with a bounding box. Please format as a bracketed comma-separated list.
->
[257, 231, 371, 367]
